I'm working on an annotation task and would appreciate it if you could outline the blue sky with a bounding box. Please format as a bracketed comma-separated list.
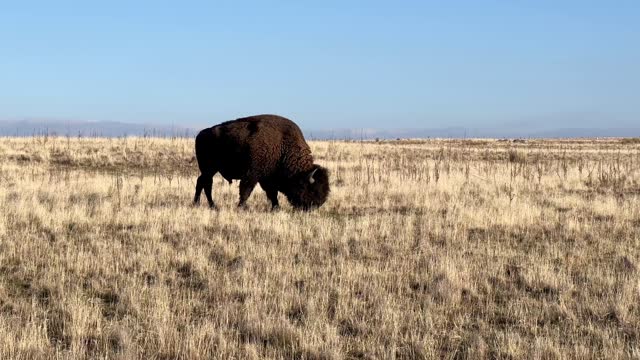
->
[1, 1, 638, 129]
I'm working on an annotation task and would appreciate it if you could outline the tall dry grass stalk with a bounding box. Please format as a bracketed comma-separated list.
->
[0, 137, 639, 359]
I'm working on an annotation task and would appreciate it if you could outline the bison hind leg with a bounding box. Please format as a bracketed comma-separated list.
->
[194, 173, 216, 209]
[194, 175, 206, 204]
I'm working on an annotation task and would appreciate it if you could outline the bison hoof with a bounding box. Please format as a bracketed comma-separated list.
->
[237, 203, 249, 211]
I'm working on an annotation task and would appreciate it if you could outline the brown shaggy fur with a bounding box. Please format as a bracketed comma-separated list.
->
[193, 115, 330, 210]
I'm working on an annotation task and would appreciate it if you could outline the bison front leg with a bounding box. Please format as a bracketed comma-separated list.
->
[259, 182, 279, 210]
[266, 190, 279, 210]
[238, 179, 257, 209]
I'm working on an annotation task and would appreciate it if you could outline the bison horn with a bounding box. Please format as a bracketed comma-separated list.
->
[308, 168, 318, 184]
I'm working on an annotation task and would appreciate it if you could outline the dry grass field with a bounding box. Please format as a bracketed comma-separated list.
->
[0, 136, 639, 359]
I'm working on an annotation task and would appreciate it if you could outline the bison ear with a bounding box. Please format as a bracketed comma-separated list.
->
[308, 167, 318, 184]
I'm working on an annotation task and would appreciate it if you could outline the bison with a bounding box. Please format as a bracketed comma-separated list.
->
[193, 114, 330, 210]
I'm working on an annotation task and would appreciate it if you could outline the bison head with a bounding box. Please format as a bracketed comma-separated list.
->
[285, 165, 330, 210]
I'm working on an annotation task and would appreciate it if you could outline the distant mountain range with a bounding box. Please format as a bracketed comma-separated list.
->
[1, 119, 639, 139]
[305, 127, 640, 140]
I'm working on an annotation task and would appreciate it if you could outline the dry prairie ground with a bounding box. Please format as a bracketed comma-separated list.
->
[0, 136, 639, 359]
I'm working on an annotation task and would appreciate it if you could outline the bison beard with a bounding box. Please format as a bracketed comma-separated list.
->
[193, 115, 330, 210]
